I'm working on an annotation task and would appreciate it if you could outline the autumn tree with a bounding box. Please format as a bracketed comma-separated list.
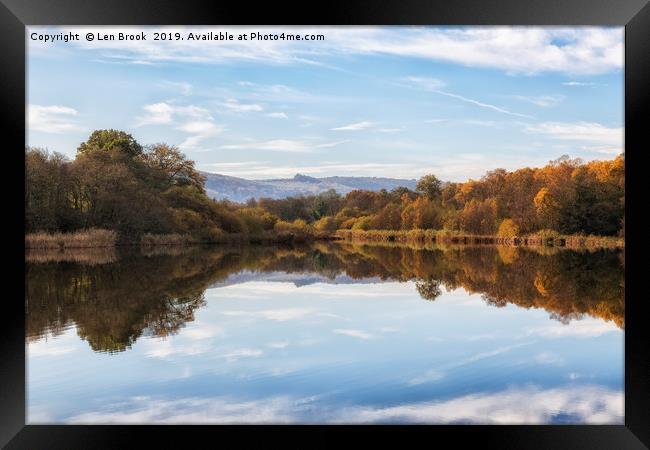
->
[458, 198, 498, 234]
[497, 218, 519, 237]
[534, 187, 560, 230]
[142, 143, 206, 193]
[372, 203, 402, 230]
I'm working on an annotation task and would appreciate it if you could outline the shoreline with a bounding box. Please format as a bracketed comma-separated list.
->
[334, 229, 624, 249]
[25, 228, 624, 251]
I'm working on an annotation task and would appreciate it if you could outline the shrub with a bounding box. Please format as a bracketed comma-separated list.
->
[339, 217, 357, 229]
[351, 215, 374, 231]
[313, 216, 337, 233]
[273, 219, 315, 242]
[140, 233, 194, 246]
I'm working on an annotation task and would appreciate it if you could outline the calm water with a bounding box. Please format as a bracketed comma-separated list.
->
[26, 243, 624, 424]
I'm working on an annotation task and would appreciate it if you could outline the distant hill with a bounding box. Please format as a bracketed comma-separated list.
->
[201, 172, 418, 202]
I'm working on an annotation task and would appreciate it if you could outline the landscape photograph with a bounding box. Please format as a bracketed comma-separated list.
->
[26, 26, 624, 424]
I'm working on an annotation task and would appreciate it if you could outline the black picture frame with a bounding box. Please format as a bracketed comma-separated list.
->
[2, 0, 648, 448]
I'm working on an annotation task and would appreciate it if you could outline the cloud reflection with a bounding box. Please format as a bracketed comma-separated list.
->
[57, 384, 623, 425]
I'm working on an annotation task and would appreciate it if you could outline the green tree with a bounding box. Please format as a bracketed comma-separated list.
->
[77, 129, 143, 158]
[416, 174, 442, 201]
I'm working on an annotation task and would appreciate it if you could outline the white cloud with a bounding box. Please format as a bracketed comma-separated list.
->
[563, 81, 598, 86]
[316, 140, 349, 148]
[534, 351, 565, 366]
[219, 139, 346, 153]
[512, 94, 566, 107]
[177, 121, 217, 134]
[432, 90, 534, 119]
[340, 385, 623, 424]
[266, 112, 288, 119]
[221, 308, 315, 322]
[59, 385, 623, 424]
[182, 324, 224, 340]
[236, 82, 330, 104]
[64, 396, 302, 424]
[267, 341, 290, 349]
[142, 339, 212, 359]
[136, 102, 213, 125]
[220, 348, 263, 361]
[526, 319, 620, 338]
[136, 102, 175, 125]
[332, 329, 375, 340]
[331, 121, 374, 131]
[177, 121, 223, 149]
[28, 104, 82, 134]
[135, 102, 222, 149]
[28, 407, 56, 424]
[45, 26, 623, 75]
[447, 342, 532, 369]
[219, 140, 310, 153]
[222, 99, 264, 113]
[524, 121, 623, 153]
[27, 339, 77, 357]
[403, 76, 446, 91]
[464, 119, 500, 127]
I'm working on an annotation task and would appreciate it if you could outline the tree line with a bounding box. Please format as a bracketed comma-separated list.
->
[26, 129, 625, 241]
[253, 156, 624, 237]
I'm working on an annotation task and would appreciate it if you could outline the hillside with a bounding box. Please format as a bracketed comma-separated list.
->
[201, 172, 418, 202]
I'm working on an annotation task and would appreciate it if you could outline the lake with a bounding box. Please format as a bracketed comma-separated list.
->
[26, 242, 624, 424]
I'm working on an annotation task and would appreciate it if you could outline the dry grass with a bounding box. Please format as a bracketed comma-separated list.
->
[25, 229, 117, 249]
[25, 248, 118, 265]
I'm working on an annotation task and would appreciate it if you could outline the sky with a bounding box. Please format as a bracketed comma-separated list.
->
[27, 26, 624, 181]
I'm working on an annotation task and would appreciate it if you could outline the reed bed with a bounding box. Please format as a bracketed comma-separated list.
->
[25, 248, 118, 265]
[25, 229, 117, 249]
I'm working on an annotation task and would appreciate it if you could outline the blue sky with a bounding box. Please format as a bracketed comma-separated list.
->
[27, 26, 623, 181]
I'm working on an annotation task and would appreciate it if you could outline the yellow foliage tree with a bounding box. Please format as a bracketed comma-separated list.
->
[497, 218, 519, 237]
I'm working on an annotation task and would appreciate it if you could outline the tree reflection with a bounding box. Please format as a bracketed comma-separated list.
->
[416, 279, 443, 301]
[26, 243, 624, 353]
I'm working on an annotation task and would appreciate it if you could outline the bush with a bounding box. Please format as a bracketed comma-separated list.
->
[351, 216, 374, 230]
[140, 233, 194, 246]
[273, 219, 315, 242]
[236, 207, 278, 234]
[339, 217, 357, 229]
[313, 216, 337, 233]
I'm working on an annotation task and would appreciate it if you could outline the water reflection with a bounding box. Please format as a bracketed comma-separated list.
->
[54, 384, 622, 424]
[27, 243, 624, 353]
[26, 243, 624, 424]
